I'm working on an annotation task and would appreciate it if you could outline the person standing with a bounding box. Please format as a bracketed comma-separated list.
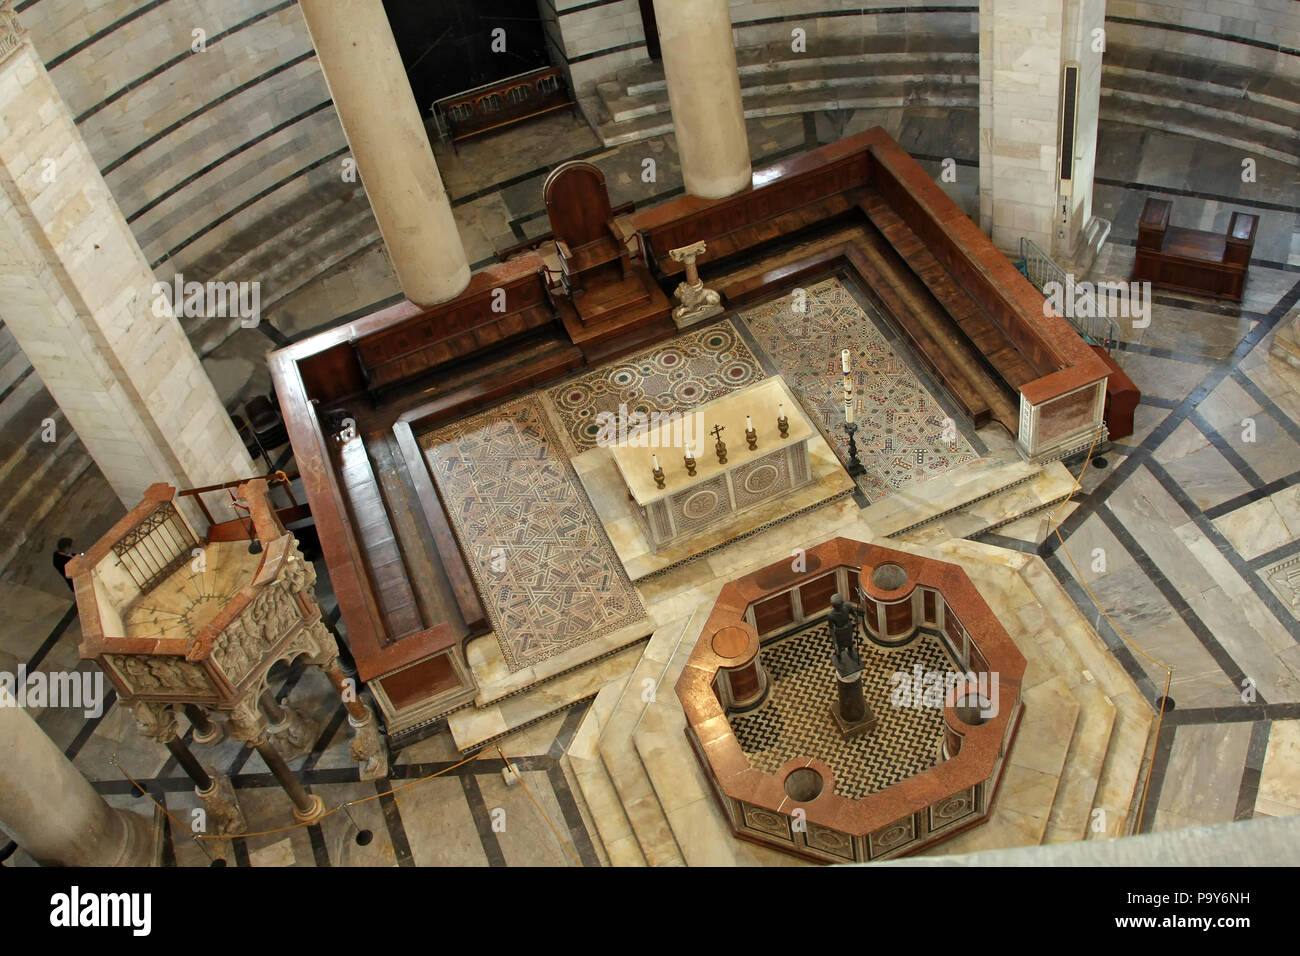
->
[52, 537, 77, 593]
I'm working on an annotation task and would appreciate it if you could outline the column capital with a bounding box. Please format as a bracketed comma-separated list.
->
[0, 2, 26, 69]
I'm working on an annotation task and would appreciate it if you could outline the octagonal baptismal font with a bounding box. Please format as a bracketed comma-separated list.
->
[675, 537, 1026, 863]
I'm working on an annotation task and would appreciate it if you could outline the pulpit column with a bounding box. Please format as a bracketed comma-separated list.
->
[652, 0, 752, 199]
[299, 0, 470, 305]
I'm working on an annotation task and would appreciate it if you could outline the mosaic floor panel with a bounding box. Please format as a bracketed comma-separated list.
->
[543, 318, 765, 456]
[729, 620, 961, 800]
[738, 276, 978, 502]
[421, 397, 649, 672]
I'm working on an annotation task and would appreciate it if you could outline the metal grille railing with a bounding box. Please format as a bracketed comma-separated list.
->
[111, 501, 198, 593]
[1018, 235, 1116, 353]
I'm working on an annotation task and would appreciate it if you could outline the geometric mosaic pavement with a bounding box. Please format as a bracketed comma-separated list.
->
[739, 276, 978, 502]
[421, 396, 649, 672]
[729, 619, 962, 800]
[544, 317, 766, 456]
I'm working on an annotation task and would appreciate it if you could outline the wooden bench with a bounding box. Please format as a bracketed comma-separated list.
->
[355, 256, 560, 401]
[433, 66, 576, 150]
[1132, 197, 1257, 301]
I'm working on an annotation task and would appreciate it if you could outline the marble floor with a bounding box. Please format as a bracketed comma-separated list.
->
[3, 105, 1299, 865]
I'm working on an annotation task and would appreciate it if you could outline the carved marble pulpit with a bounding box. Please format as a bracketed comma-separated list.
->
[72, 480, 388, 833]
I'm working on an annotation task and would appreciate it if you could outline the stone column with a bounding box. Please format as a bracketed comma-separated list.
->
[299, 0, 470, 305]
[978, 0, 1103, 256]
[0, 688, 154, 866]
[652, 0, 751, 199]
[0, 20, 255, 519]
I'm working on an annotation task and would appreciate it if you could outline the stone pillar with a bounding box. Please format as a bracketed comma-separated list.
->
[0, 688, 154, 866]
[978, 0, 1103, 256]
[652, 0, 751, 199]
[0, 20, 256, 518]
[299, 0, 470, 305]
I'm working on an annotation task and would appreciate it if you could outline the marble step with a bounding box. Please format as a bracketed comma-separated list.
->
[563, 672, 648, 866]
[1103, 66, 1299, 135]
[0, 442, 94, 576]
[447, 639, 646, 752]
[863, 455, 1042, 538]
[596, 82, 977, 147]
[1042, 676, 1117, 844]
[920, 674, 1081, 856]
[600, 61, 978, 124]
[1099, 94, 1300, 167]
[899, 461, 1076, 544]
[185, 190, 383, 357]
[1103, 43, 1300, 113]
[595, 608, 707, 867]
[1012, 557, 1157, 840]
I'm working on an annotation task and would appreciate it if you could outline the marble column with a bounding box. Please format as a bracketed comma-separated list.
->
[978, 0, 1103, 256]
[652, 0, 751, 199]
[0, 688, 154, 866]
[0, 20, 255, 519]
[299, 0, 470, 305]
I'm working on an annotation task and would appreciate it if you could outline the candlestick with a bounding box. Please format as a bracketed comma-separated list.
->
[683, 447, 697, 475]
[745, 425, 758, 450]
[842, 421, 865, 476]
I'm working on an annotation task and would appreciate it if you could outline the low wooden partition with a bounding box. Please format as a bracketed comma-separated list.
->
[632, 127, 1112, 463]
[677, 537, 1026, 864]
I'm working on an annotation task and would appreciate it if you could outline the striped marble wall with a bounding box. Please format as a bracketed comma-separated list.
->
[14, 0, 353, 283]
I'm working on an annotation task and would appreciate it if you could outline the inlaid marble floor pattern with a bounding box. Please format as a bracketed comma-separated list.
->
[730, 621, 961, 800]
[3, 110, 1299, 866]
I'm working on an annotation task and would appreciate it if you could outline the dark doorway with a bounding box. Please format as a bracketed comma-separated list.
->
[382, 0, 550, 107]
[638, 0, 661, 60]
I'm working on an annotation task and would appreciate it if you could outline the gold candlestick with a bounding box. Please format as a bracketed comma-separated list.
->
[653, 466, 666, 488]
[683, 450, 697, 476]
[777, 402, 789, 438]
[745, 427, 757, 450]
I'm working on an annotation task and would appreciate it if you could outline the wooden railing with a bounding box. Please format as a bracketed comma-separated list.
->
[432, 66, 575, 149]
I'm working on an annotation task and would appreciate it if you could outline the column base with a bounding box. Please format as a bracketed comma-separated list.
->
[292, 793, 327, 825]
[266, 703, 318, 761]
[191, 721, 225, 746]
[347, 712, 389, 781]
[830, 701, 877, 739]
[196, 772, 247, 835]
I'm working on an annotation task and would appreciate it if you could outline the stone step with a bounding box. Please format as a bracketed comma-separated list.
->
[1012, 556, 1157, 840]
[0, 442, 95, 576]
[601, 61, 979, 124]
[899, 461, 1076, 544]
[0, 424, 79, 534]
[0, 374, 60, 486]
[920, 674, 1081, 855]
[1042, 675, 1117, 844]
[595, 607, 708, 867]
[596, 81, 977, 147]
[1099, 93, 1300, 167]
[185, 190, 383, 357]
[618, 34, 978, 96]
[447, 639, 646, 752]
[564, 670, 648, 866]
[862, 455, 1042, 538]
[1103, 66, 1299, 135]
[1103, 43, 1300, 112]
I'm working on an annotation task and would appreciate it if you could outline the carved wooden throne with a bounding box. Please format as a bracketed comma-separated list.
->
[544, 160, 672, 359]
